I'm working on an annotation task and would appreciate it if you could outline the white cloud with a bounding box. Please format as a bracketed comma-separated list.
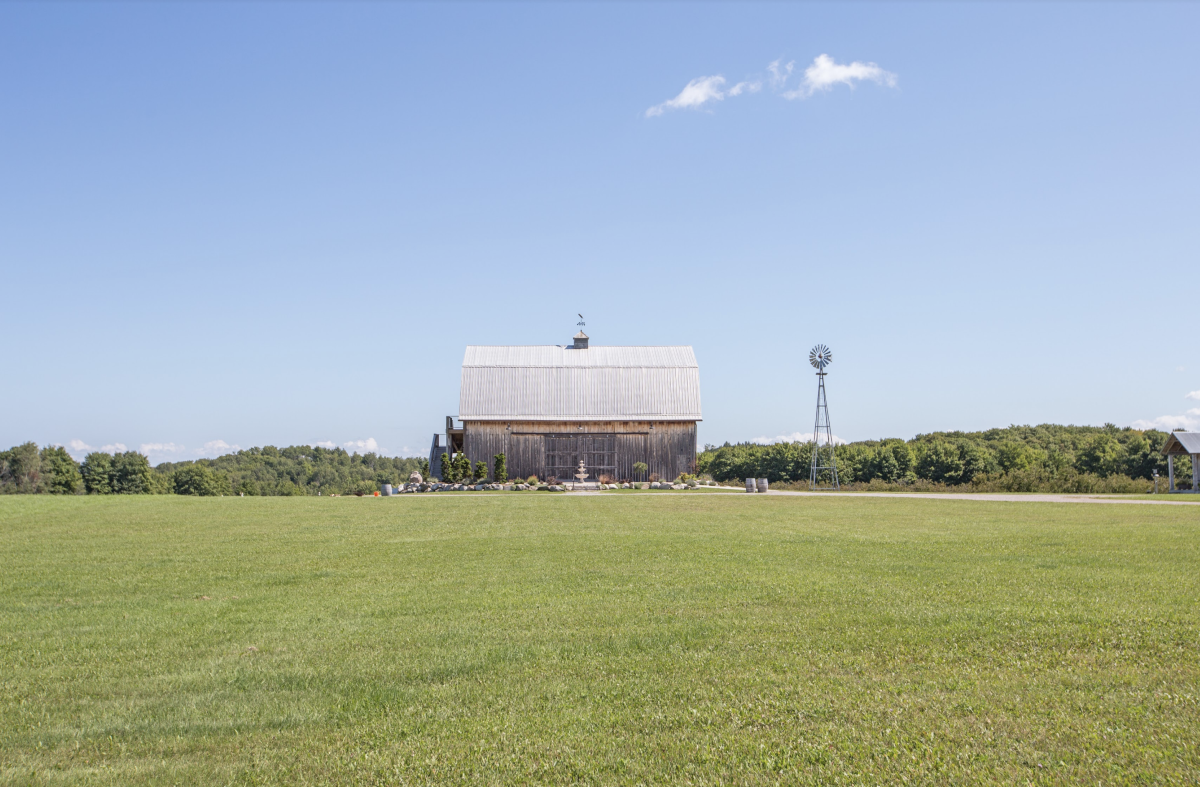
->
[65, 439, 133, 458]
[1188, 408, 1200, 416]
[752, 431, 846, 446]
[783, 54, 898, 99]
[646, 75, 729, 117]
[1132, 414, 1200, 431]
[768, 58, 794, 88]
[198, 440, 240, 458]
[314, 441, 337, 449]
[67, 439, 94, 458]
[139, 443, 187, 462]
[648, 54, 896, 118]
[344, 438, 380, 453]
[727, 80, 761, 97]
[1186, 390, 1200, 400]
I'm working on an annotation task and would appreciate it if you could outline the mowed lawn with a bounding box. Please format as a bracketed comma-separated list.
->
[2, 495, 1198, 785]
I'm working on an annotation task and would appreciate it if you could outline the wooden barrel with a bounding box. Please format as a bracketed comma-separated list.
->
[756, 478, 769, 493]
[745, 478, 756, 493]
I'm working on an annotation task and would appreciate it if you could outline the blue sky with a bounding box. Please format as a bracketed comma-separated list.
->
[2, 2, 1198, 462]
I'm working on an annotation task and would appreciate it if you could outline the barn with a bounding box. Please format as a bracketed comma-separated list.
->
[430, 331, 701, 483]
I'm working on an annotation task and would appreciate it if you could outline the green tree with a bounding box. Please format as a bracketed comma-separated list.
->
[0, 442, 45, 493]
[1122, 431, 1167, 479]
[632, 462, 648, 481]
[959, 442, 997, 483]
[474, 460, 488, 482]
[40, 446, 82, 494]
[916, 441, 963, 484]
[1079, 435, 1123, 477]
[493, 453, 507, 482]
[148, 470, 173, 494]
[111, 452, 153, 494]
[439, 452, 455, 482]
[996, 441, 1034, 473]
[873, 445, 903, 482]
[81, 452, 114, 494]
[173, 464, 222, 496]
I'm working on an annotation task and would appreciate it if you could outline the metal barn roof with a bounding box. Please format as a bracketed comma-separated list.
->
[459, 345, 702, 421]
[1162, 432, 1200, 454]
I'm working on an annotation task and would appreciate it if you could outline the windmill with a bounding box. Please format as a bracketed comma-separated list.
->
[808, 344, 840, 490]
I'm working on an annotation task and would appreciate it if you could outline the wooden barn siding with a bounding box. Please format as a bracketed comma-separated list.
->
[463, 421, 697, 481]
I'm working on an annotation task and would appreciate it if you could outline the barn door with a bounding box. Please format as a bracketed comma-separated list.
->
[544, 434, 617, 481]
[544, 435, 577, 483]
[580, 435, 616, 481]
[508, 435, 544, 482]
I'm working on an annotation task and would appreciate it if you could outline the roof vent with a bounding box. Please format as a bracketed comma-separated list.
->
[571, 330, 589, 350]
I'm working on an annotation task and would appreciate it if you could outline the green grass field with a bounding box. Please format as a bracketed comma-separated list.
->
[2, 495, 1198, 785]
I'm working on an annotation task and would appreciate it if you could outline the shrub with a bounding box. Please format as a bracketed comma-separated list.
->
[633, 462, 648, 480]
[493, 453, 507, 482]
[474, 460, 488, 482]
[526, 475, 539, 485]
[648, 472, 660, 483]
[598, 474, 614, 484]
[454, 452, 471, 483]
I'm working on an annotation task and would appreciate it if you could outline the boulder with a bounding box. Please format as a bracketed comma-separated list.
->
[408, 471, 423, 485]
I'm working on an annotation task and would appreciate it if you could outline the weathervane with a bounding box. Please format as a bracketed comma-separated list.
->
[577, 313, 585, 330]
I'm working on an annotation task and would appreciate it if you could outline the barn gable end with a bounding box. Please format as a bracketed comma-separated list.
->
[440, 339, 701, 482]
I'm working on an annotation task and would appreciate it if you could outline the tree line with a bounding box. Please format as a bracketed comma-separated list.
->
[697, 424, 1190, 493]
[2, 424, 1191, 496]
[0, 443, 427, 496]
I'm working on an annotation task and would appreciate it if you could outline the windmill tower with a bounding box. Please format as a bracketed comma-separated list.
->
[808, 344, 840, 490]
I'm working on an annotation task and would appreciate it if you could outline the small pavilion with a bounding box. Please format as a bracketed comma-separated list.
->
[1161, 431, 1200, 493]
